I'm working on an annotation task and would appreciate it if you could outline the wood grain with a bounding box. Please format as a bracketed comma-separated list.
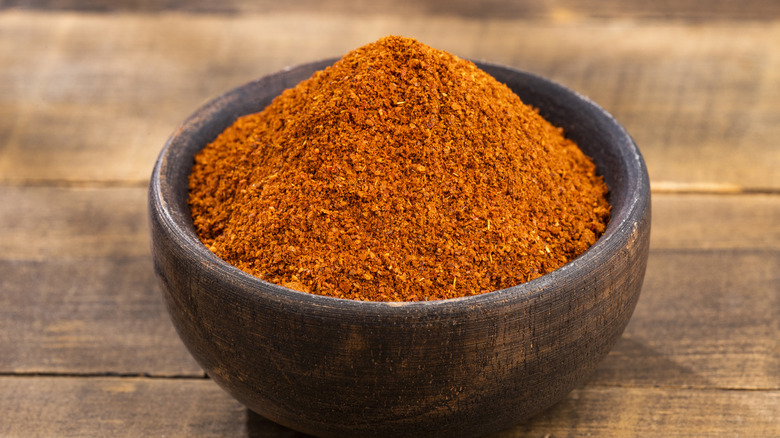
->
[0, 256, 202, 375]
[1, 376, 776, 438]
[1, 12, 778, 189]
[492, 386, 780, 437]
[650, 194, 780, 250]
[0, 186, 149, 261]
[591, 248, 779, 390]
[0, 376, 250, 438]
[3, 0, 780, 21]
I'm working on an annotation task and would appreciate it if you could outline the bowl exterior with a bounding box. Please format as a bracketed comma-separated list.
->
[149, 61, 650, 438]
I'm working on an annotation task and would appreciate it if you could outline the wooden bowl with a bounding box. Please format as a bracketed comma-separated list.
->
[149, 60, 651, 438]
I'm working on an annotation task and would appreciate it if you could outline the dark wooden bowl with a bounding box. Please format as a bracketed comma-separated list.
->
[149, 60, 651, 438]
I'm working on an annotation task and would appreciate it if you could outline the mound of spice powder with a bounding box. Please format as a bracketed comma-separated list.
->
[188, 36, 610, 301]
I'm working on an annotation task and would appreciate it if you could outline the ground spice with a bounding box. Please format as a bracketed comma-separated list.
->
[188, 36, 610, 302]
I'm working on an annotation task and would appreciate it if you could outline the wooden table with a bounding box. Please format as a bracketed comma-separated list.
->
[1, 1, 778, 436]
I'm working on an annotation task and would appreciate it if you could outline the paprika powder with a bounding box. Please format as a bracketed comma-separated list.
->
[188, 36, 610, 301]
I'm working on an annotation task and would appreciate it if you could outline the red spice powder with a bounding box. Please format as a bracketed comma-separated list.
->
[188, 36, 610, 301]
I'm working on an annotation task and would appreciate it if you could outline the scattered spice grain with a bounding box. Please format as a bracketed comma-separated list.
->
[188, 36, 610, 301]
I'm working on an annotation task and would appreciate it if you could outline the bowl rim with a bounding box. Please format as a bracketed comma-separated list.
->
[149, 59, 650, 313]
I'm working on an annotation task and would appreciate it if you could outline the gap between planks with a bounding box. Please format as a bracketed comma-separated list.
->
[1, 372, 775, 393]
[0, 371, 206, 379]
[651, 181, 780, 195]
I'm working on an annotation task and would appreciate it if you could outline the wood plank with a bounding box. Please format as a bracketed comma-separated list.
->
[1, 5, 776, 437]
[1, 187, 776, 387]
[2, 187, 775, 263]
[0, 256, 203, 375]
[590, 248, 779, 390]
[0, 376, 776, 437]
[0, 188, 198, 374]
[3, 0, 780, 21]
[1, 12, 778, 189]
[492, 386, 780, 437]
[0, 186, 149, 261]
[0, 376, 252, 437]
[650, 194, 780, 250]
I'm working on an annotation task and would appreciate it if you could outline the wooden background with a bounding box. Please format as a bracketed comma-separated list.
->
[1, 0, 778, 436]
